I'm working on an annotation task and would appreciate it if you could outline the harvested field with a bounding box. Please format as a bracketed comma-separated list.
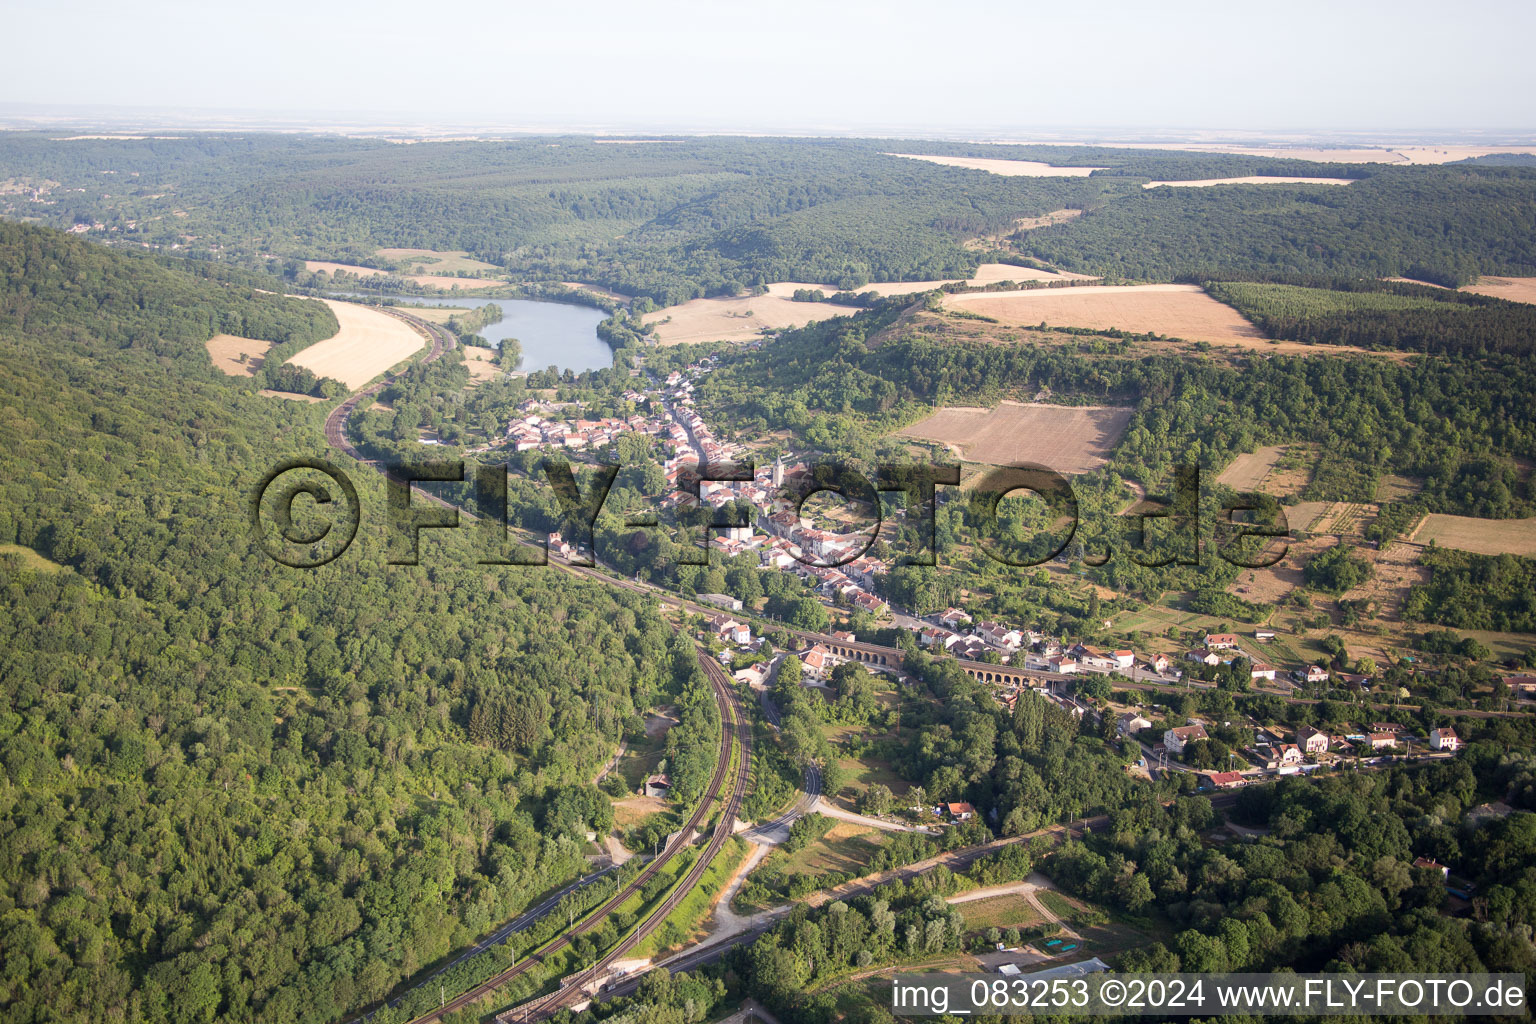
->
[1216, 445, 1288, 491]
[967, 262, 1097, 285]
[886, 153, 1105, 176]
[205, 333, 273, 376]
[375, 248, 499, 274]
[1143, 176, 1355, 188]
[760, 262, 1095, 300]
[561, 281, 630, 301]
[285, 300, 426, 390]
[1409, 514, 1536, 556]
[461, 345, 500, 383]
[257, 389, 325, 403]
[643, 294, 858, 345]
[943, 284, 1266, 346]
[897, 401, 1132, 474]
[956, 893, 1046, 932]
[1343, 540, 1428, 622]
[1461, 276, 1536, 305]
[1284, 501, 1332, 533]
[1376, 474, 1423, 501]
[1078, 142, 1536, 165]
[303, 259, 498, 292]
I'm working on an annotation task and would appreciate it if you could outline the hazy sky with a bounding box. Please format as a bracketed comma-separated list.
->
[6, 0, 1534, 135]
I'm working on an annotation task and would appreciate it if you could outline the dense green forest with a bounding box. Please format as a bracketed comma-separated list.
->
[1205, 277, 1536, 355]
[0, 222, 686, 1023]
[5, 134, 1535, 303]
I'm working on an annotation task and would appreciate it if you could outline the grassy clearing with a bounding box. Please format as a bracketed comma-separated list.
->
[956, 894, 1045, 933]
[0, 544, 68, 573]
[629, 837, 749, 959]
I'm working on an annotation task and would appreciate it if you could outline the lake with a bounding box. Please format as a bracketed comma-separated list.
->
[338, 293, 613, 375]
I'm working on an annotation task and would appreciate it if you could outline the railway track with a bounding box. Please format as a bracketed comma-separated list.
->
[502, 655, 752, 1022]
[315, 305, 754, 1024]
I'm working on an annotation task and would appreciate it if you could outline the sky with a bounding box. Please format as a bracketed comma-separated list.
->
[5, 0, 1534, 136]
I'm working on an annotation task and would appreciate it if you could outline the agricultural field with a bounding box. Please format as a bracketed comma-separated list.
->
[460, 345, 500, 383]
[374, 247, 500, 274]
[1409, 514, 1536, 556]
[952, 892, 1046, 933]
[941, 284, 1270, 347]
[897, 401, 1133, 474]
[758, 262, 1094, 301]
[1462, 276, 1536, 305]
[1142, 176, 1355, 188]
[1215, 444, 1289, 492]
[284, 299, 426, 390]
[883, 153, 1106, 176]
[1085, 142, 1536, 164]
[303, 259, 499, 292]
[204, 333, 274, 376]
[643, 293, 859, 345]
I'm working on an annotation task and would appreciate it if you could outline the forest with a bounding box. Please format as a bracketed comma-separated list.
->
[1205, 277, 1536, 355]
[0, 222, 692, 1024]
[4, 134, 1536, 305]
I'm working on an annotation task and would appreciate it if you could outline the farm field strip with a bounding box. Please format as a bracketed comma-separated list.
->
[205, 333, 273, 376]
[1142, 175, 1355, 188]
[883, 153, 1106, 176]
[1409, 514, 1536, 556]
[897, 401, 1132, 474]
[942, 284, 1266, 347]
[286, 299, 427, 390]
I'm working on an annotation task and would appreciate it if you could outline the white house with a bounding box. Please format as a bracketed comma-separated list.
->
[1164, 724, 1209, 755]
[1298, 725, 1331, 754]
[1430, 727, 1460, 752]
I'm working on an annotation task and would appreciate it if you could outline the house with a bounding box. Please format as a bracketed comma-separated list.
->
[708, 615, 751, 646]
[1500, 674, 1536, 699]
[801, 644, 832, 681]
[1413, 857, 1450, 879]
[918, 626, 956, 649]
[698, 593, 743, 612]
[1298, 725, 1331, 754]
[946, 801, 976, 821]
[1186, 649, 1222, 667]
[1306, 665, 1331, 684]
[1430, 727, 1461, 752]
[1276, 743, 1304, 766]
[1113, 650, 1136, 671]
[1117, 711, 1153, 736]
[1072, 644, 1118, 671]
[1250, 662, 1278, 682]
[831, 630, 857, 643]
[644, 773, 672, 798]
[938, 607, 971, 630]
[1199, 771, 1245, 790]
[1045, 655, 1078, 674]
[734, 664, 767, 687]
[1367, 732, 1397, 751]
[1149, 653, 1172, 674]
[1205, 633, 1240, 651]
[1163, 724, 1209, 755]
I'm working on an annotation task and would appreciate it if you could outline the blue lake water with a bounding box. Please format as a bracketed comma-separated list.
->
[335, 293, 613, 374]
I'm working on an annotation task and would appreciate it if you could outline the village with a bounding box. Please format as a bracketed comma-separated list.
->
[496, 358, 1485, 809]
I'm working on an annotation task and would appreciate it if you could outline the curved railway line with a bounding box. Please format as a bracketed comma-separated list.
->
[316, 304, 756, 1024]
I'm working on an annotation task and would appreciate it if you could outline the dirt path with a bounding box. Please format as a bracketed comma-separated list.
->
[810, 796, 928, 834]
